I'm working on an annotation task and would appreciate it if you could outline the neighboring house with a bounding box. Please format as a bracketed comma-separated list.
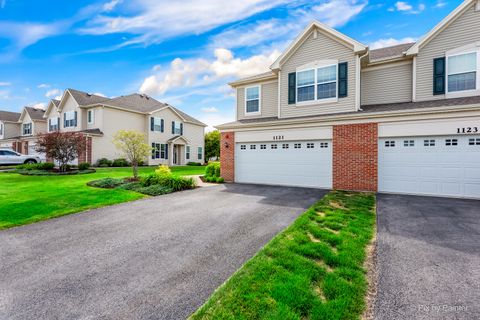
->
[40, 88, 206, 165]
[217, 0, 480, 199]
[0, 110, 21, 149]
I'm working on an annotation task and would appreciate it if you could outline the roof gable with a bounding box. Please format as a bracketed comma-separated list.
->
[271, 20, 367, 70]
[44, 99, 61, 118]
[19, 107, 45, 122]
[0, 110, 21, 122]
[57, 89, 109, 112]
[407, 0, 477, 55]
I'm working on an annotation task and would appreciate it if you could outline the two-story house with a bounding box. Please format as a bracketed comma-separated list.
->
[40, 88, 206, 165]
[0, 110, 21, 149]
[217, 0, 480, 199]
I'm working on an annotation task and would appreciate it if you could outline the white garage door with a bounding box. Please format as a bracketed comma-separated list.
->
[235, 140, 332, 188]
[379, 136, 480, 198]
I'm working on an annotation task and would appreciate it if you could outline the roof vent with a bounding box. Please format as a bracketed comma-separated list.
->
[87, 93, 92, 97]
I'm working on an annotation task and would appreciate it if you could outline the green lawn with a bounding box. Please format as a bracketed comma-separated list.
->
[0, 166, 205, 229]
[190, 191, 376, 320]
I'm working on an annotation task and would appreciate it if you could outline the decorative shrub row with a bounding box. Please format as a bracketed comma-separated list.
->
[16, 162, 55, 171]
[95, 158, 138, 167]
[204, 162, 224, 183]
[187, 162, 202, 166]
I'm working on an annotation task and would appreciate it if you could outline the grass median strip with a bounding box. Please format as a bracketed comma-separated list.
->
[190, 190, 376, 320]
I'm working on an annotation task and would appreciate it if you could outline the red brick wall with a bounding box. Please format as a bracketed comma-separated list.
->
[78, 134, 86, 164]
[86, 137, 92, 164]
[220, 132, 235, 182]
[333, 123, 378, 192]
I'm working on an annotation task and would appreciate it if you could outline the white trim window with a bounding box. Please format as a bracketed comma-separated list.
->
[186, 145, 190, 160]
[197, 147, 203, 160]
[296, 62, 338, 104]
[64, 111, 76, 128]
[87, 110, 94, 124]
[22, 123, 32, 135]
[245, 86, 260, 114]
[48, 118, 59, 132]
[447, 52, 477, 93]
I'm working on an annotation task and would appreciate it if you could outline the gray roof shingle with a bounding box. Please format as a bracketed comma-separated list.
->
[0, 110, 21, 122]
[51, 99, 61, 107]
[229, 71, 277, 86]
[369, 43, 415, 62]
[67, 88, 110, 106]
[24, 107, 46, 121]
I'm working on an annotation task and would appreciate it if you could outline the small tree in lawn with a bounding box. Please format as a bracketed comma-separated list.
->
[36, 132, 86, 172]
[113, 130, 151, 179]
[205, 130, 220, 161]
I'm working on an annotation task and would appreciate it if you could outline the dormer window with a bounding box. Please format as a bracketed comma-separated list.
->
[447, 52, 477, 93]
[296, 62, 338, 104]
[64, 111, 77, 128]
[48, 118, 59, 132]
[245, 86, 260, 114]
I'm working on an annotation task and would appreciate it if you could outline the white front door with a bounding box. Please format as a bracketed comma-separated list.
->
[235, 140, 332, 189]
[379, 136, 480, 198]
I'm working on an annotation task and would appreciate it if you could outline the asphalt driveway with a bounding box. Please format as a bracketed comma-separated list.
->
[0, 184, 327, 320]
[375, 194, 480, 320]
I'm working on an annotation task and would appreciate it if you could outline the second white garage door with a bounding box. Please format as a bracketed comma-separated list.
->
[379, 135, 480, 198]
[235, 140, 332, 188]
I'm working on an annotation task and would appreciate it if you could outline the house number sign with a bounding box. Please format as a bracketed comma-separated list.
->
[273, 135, 284, 140]
[457, 127, 479, 134]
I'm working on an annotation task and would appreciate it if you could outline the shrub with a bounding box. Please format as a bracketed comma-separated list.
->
[141, 173, 196, 191]
[187, 162, 202, 166]
[135, 185, 174, 196]
[155, 164, 172, 177]
[96, 158, 112, 167]
[78, 162, 90, 170]
[216, 177, 224, 183]
[87, 178, 124, 188]
[111, 158, 130, 167]
[117, 182, 142, 191]
[16, 162, 55, 171]
[205, 162, 221, 181]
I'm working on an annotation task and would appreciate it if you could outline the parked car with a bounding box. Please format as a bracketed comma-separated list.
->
[0, 149, 41, 165]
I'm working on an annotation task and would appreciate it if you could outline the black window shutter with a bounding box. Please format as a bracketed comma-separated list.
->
[338, 62, 348, 98]
[433, 57, 445, 95]
[57, 117, 60, 128]
[161, 119, 164, 132]
[180, 123, 183, 135]
[64, 113, 67, 127]
[74, 111, 78, 126]
[151, 143, 155, 159]
[172, 121, 175, 134]
[150, 117, 154, 131]
[165, 144, 168, 159]
[288, 72, 296, 104]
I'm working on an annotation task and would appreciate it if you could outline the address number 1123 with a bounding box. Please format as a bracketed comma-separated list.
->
[457, 127, 478, 134]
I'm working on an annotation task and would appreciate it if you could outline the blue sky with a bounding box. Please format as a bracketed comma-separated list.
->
[0, 0, 462, 128]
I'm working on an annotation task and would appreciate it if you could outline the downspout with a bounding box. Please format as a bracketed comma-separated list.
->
[357, 50, 369, 112]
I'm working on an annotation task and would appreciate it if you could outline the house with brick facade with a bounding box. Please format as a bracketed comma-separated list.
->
[217, 0, 480, 199]
[1, 88, 207, 166]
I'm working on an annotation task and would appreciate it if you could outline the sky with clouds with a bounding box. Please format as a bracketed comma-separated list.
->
[0, 0, 462, 128]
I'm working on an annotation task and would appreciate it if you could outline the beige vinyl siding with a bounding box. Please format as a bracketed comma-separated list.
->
[91, 108, 146, 164]
[361, 61, 413, 105]
[280, 28, 357, 118]
[416, 3, 480, 101]
[86, 107, 103, 131]
[1, 122, 20, 139]
[59, 93, 83, 132]
[237, 81, 278, 120]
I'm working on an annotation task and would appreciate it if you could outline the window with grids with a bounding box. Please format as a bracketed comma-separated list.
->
[307, 143, 314, 149]
[297, 64, 337, 102]
[445, 139, 458, 146]
[469, 138, 480, 145]
[22, 123, 32, 135]
[282, 143, 289, 149]
[294, 143, 301, 149]
[64, 111, 76, 128]
[197, 147, 203, 159]
[385, 141, 395, 147]
[186, 146, 190, 159]
[245, 86, 260, 113]
[447, 52, 477, 93]
[424, 139, 435, 146]
[260, 144, 266, 149]
[48, 118, 59, 132]
[240, 145, 246, 150]
[153, 117, 163, 132]
[152, 143, 167, 159]
[320, 142, 329, 148]
[250, 145, 256, 150]
[403, 140, 414, 147]
[271, 144, 277, 149]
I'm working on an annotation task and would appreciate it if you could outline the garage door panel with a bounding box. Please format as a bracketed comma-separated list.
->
[379, 135, 480, 199]
[235, 140, 332, 189]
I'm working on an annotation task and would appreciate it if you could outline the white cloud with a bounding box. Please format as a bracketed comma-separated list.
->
[29, 102, 46, 110]
[80, 0, 290, 47]
[37, 83, 51, 88]
[201, 107, 219, 113]
[390, 1, 425, 14]
[434, 1, 448, 8]
[45, 88, 62, 98]
[103, 0, 122, 12]
[0, 82, 11, 86]
[140, 48, 280, 95]
[198, 112, 235, 132]
[369, 37, 417, 49]
[210, 0, 367, 50]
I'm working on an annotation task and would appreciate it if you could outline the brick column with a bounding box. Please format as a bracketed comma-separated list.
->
[78, 134, 86, 164]
[86, 137, 92, 164]
[333, 123, 378, 192]
[220, 131, 235, 182]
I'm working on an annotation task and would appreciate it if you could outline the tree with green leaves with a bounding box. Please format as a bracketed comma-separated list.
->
[113, 130, 151, 179]
[205, 130, 220, 161]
